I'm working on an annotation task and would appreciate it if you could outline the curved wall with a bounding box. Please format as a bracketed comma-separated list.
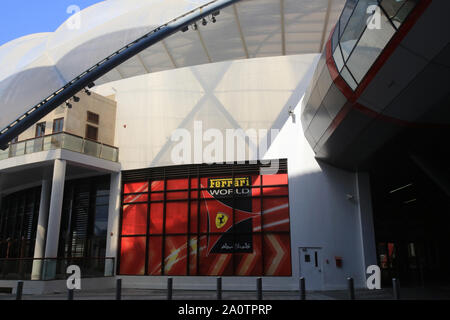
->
[94, 54, 320, 170]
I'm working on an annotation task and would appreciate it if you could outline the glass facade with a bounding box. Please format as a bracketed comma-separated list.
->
[0, 187, 41, 259]
[59, 176, 111, 259]
[119, 163, 292, 277]
[331, 0, 420, 90]
[0, 176, 110, 260]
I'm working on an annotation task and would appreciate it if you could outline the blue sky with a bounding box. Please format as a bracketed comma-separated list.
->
[0, 0, 102, 46]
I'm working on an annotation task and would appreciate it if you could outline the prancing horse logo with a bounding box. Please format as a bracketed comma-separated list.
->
[215, 213, 229, 229]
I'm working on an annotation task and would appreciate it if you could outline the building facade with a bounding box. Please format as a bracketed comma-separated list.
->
[1, 0, 449, 293]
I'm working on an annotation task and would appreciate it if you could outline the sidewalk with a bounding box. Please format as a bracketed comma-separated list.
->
[1, 286, 450, 300]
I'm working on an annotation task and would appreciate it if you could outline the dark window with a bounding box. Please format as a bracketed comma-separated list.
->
[330, 0, 420, 91]
[59, 176, 110, 259]
[52, 118, 64, 133]
[85, 125, 98, 141]
[87, 111, 99, 125]
[0, 187, 41, 259]
[35, 122, 46, 137]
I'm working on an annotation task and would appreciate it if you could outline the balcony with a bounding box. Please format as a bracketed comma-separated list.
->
[0, 132, 119, 162]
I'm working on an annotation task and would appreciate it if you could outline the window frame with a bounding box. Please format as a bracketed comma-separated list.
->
[52, 117, 64, 134]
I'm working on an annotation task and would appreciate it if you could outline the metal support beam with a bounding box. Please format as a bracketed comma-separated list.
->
[233, 4, 249, 58]
[281, 0, 286, 56]
[319, 0, 333, 52]
[197, 29, 213, 63]
[162, 40, 178, 68]
[136, 53, 152, 73]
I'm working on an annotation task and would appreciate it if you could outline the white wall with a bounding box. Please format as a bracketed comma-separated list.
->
[94, 54, 320, 170]
[264, 96, 374, 290]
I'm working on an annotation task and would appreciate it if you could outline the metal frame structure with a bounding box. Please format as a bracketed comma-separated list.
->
[118, 160, 291, 277]
[0, 0, 242, 149]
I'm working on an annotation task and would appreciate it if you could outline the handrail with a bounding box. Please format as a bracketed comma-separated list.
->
[0, 0, 241, 149]
[8, 131, 117, 150]
[0, 131, 119, 162]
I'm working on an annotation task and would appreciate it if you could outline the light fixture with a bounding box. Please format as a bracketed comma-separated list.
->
[202, 18, 207, 26]
[212, 16, 217, 23]
[212, 10, 220, 16]
[65, 102, 72, 109]
[73, 95, 80, 102]
[404, 198, 417, 204]
[389, 183, 413, 194]
[181, 26, 189, 32]
[288, 107, 296, 123]
[192, 23, 198, 30]
[87, 82, 95, 89]
[84, 88, 91, 96]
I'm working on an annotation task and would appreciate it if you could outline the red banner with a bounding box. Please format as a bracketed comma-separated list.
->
[120, 174, 291, 276]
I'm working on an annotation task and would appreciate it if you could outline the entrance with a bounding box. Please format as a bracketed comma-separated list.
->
[298, 247, 323, 290]
[369, 134, 450, 287]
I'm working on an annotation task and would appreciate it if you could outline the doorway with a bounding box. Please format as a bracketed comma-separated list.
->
[298, 247, 323, 290]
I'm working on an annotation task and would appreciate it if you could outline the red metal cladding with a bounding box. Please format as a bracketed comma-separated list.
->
[323, 0, 433, 132]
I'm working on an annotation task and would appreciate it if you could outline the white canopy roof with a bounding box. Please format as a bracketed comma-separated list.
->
[0, 0, 345, 130]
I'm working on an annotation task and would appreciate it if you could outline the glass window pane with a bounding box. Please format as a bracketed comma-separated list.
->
[391, 0, 418, 28]
[96, 195, 109, 206]
[148, 236, 162, 275]
[120, 237, 145, 275]
[166, 178, 189, 190]
[149, 202, 163, 234]
[332, 22, 340, 53]
[262, 198, 290, 232]
[198, 235, 233, 276]
[166, 191, 188, 200]
[346, 10, 396, 83]
[94, 205, 108, 236]
[381, 0, 408, 18]
[262, 173, 288, 186]
[339, 0, 359, 38]
[340, 0, 379, 61]
[163, 236, 187, 275]
[150, 192, 164, 201]
[165, 202, 188, 234]
[122, 204, 147, 235]
[123, 193, 148, 204]
[340, 66, 358, 90]
[151, 180, 164, 192]
[263, 234, 291, 276]
[234, 234, 262, 276]
[333, 47, 345, 72]
[188, 236, 198, 275]
[190, 201, 199, 233]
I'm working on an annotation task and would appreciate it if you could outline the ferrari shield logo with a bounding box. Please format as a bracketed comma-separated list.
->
[215, 213, 229, 229]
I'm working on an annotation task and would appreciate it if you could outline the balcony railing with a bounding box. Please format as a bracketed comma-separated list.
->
[0, 132, 119, 162]
[0, 257, 115, 281]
